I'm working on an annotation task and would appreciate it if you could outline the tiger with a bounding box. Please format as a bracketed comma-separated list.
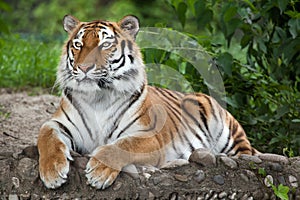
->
[37, 14, 259, 190]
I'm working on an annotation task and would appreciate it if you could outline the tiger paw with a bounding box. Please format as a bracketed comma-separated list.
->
[39, 148, 73, 189]
[85, 157, 120, 190]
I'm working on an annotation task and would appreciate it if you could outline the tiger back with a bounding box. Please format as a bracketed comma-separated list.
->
[37, 15, 258, 190]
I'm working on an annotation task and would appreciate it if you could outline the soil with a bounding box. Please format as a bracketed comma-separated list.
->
[0, 89, 300, 199]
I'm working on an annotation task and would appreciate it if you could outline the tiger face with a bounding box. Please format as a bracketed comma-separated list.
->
[58, 15, 145, 93]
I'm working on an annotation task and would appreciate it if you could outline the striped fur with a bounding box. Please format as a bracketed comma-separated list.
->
[38, 15, 258, 189]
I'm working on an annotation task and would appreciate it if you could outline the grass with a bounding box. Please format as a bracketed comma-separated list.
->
[0, 34, 61, 90]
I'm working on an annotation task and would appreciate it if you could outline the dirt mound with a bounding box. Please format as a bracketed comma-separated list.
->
[0, 91, 299, 199]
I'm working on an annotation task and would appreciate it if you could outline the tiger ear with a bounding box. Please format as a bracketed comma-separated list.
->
[63, 15, 80, 34]
[119, 15, 139, 39]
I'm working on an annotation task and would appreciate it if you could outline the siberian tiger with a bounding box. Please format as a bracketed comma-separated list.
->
[37, 15, 258, 189]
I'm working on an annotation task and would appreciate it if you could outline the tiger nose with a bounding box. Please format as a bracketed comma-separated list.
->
[78, 64, 94, 72]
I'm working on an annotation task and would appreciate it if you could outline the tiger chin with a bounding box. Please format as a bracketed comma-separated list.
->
[37, 14, 259, 190]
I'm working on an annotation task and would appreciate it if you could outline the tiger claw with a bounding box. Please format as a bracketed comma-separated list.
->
[85, 157, 120, 190]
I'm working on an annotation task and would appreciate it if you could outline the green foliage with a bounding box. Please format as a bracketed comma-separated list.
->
[258, 167, 267, 177]
[0, 34, 60, 89]
[272, 184, 290, 200]
[0, 0, 11, 34]
[164, 0, 300, 156]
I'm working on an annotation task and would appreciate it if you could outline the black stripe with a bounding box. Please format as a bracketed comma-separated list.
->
[138, 113, 157, 133]
[127, 40, 133, 51]
[220, 132, 231, 153]
[120, 40, 125, 54]
[157, 87, 182, 101]
[54, 120, 76, 151]
[128, 55, 134, 64]
[113, 68, 138, 81]
[182, 99, 209, 141]
[64, 89, 94, 140]
[116, 114, 142, 138]
[232, 146, 252, 156]
[184, 98, 209, 131]
[108, 84, 145, 139]
[182, 116, 205, 146]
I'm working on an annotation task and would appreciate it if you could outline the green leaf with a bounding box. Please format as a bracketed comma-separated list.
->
[258, 167, 266, 177]
[194, 1, 213, 29]
[217, 52, 233, 76]
[176, 2, 187, 28]
[274, 184, 290, 200]
[277, 0, 288, 14]
[256, 38, 267, 54]
[288, 18, 300, 39]
[224, 7, 237, 22]
[241, 34, 252, 48]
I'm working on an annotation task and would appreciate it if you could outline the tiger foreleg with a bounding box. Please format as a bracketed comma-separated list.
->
[37, 121, 73, 189]
[85, 136, 164, 189]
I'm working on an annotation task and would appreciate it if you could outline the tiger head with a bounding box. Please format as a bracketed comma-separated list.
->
[57, 15, 146, 93]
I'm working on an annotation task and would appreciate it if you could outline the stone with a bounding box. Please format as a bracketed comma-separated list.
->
[174, 174, 188, 182]
[20, 192, 31, 200]
[278, 176, 286, 185]
[21, 146, 39, 160]
[288, 175, 298, 188]
[169, 192, 178, 200]
[267, 162, 283, 172]
[161, 159, 189, 169]
[239, 154, 262, 164]
[220, 156, 238, 169]
[11, 177, 19, 188]
[8, 194, 18, 200]
[258, 153, 289, 165]
[112, 181, 122, 191]
[264, 175, 273, 187]
[17, 158, 38, 181]
[243, 169, 257, 180]
[240, 173, 249, 183]
[189, 148, 216, 167]
[218, 191, 227, 198]
[228, 192, 237, 200]
[213, 175, 225, 185]
[194, 170, 205, 183]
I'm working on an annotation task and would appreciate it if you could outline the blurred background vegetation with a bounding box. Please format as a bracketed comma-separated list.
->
[0, 0, 299, 156]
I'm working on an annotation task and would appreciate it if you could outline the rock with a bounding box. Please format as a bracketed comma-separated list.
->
[213, 175, 225, 185]
[11, 177, 19, 188]
[288, 175, 298, 188]
[258, 153, 289, 165]
[161, 159, 189, 169]
[218, 191, 227, 198]
[243, 169, 257, 181]
[220, 156, 238, 169]
[17, 158, 38, 181]
[228, 192, 237, 200]
[267, 162, 283, 172]
[8, 194, 18, 200]
[21, 146, 39, 160]
[194, 170, 205, 183]
[239, 154, 262, 164]
[239, 173, 249, 183]
[169, 192, 178, 200]
[112, 181, 122, 191]
[278, 176, 286, 185]
[174, 174, 188, 182]
[189, 148, 216, 167]
[264, 175, 273, 187]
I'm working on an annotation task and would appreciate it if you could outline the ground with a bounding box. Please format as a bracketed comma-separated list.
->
[0, 90, 299, 199]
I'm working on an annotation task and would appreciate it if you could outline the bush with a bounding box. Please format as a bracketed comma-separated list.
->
[158, 0, 300, 155]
